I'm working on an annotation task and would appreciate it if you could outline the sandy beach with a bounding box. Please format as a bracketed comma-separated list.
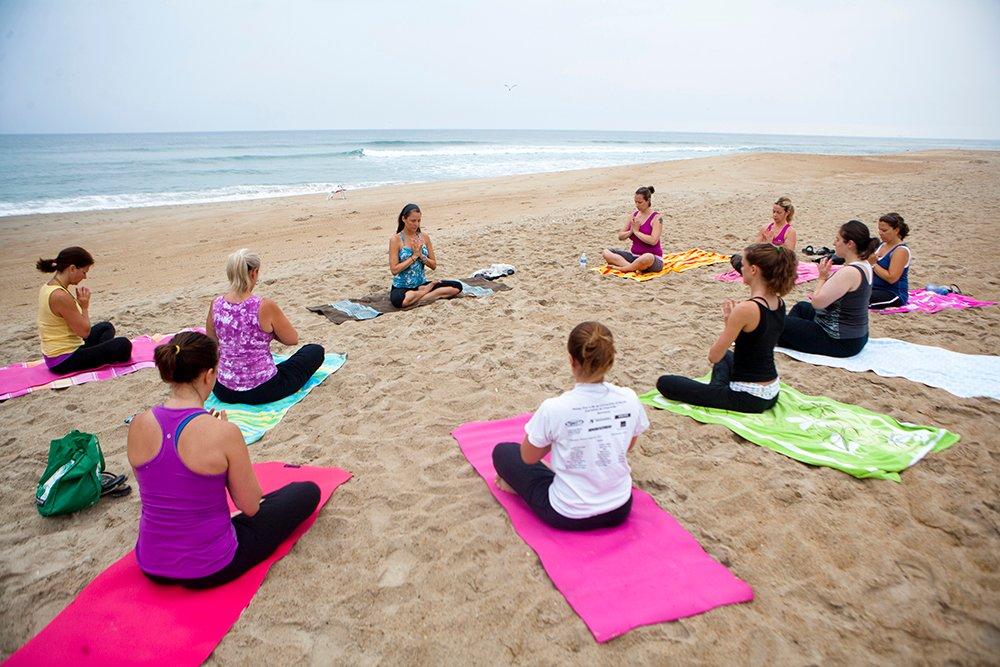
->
[1, 150, 998, 663]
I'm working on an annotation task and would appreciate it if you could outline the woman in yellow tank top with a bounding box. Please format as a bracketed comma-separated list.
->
[37, 247, 132, 374]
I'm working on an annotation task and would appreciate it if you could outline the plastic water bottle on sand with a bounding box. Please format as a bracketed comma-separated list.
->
[579, 253, 588, 270]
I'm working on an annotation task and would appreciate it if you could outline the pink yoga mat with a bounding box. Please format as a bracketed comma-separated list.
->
[452, 414, 753, 642]
[714, 262, 836, 285]
[5, 462, 351, 666]
[1, 333, 182, 401]
[875, 289, 997, 314]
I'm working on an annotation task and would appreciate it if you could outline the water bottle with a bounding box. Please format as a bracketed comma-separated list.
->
[579, 253, 588, 270]
[925, 284, 951, 295]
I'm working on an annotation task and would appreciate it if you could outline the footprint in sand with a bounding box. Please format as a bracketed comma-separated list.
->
[378, 550, 416, 588]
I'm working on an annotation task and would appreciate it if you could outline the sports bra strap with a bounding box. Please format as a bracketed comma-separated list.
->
[173, 411, 207, 449]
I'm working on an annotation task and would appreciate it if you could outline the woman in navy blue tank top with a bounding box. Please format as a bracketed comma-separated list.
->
[868, 213, 912, 309]
[657, 244, 798, 413]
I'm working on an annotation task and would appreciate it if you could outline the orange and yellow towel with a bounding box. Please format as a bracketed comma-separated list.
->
[598, 248, 730, 281]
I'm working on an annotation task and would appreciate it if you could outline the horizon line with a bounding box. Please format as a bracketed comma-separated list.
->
[1, 127, 999, 144]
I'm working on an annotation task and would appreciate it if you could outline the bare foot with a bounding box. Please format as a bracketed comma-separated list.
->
[494, 476, 515, 494]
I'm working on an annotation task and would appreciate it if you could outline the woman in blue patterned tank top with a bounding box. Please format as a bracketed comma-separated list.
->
[388, 204, 462, 308]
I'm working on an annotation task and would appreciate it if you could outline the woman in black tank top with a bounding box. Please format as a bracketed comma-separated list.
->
[657, 244, 798, 413]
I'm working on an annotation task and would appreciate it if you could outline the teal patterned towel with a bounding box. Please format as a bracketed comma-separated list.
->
[205, 353, 347, 444]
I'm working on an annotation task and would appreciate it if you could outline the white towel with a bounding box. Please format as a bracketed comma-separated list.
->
[776, 338, 1000, 400]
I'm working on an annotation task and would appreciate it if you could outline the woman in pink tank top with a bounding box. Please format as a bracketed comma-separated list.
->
[756, 196, 797, 251]
[207, 249, 325, 405]
[127, 331, 320, 589]
[602, 186, 665, 273]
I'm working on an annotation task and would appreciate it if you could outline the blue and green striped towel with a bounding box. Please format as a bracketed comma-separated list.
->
[205, 353, 347, 444]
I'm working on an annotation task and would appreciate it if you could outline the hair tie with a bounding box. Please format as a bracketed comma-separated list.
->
[174, 344, 181, 354]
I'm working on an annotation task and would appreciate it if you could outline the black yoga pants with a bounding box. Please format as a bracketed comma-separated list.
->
[145, 481, 322, 590]
[869, 288, 903, 309]
[776, 301, 867, 358]
[389, 280, 463, 309]
[656, 350, 777, 413]
[491, 442, 632, 531]
[212, 344, 325, 405]
[49, 321, 133, 375]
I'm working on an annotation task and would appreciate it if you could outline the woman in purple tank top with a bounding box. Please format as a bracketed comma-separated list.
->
[127, 331, 320, 589]
[756, 196, 797, 251]
[602, 186, 665, 274]
[206, 249, 325, 405]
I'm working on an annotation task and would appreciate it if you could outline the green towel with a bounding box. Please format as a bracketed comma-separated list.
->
[639, 380, 959, 481]
[205, 353, 347, 444]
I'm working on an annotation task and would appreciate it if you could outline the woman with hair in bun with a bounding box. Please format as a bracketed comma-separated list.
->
[658, 243, 798, 413]
[868, 213, 912, 309]
[389, 203, 462, 309]
[206, 249, 324, 405]
[127, 331, 320, 589]
[492, 322, 649, 530]
[757, 196, 797, 251]
[35, 246, 132, 374]
[602, 186, 664, 274]
[778, 220, 878, 357]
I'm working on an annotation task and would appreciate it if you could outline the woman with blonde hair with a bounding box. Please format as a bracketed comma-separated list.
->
[492, 322, 649, 530]
[757, 196, 797, 251]
[206, 249, 324, 404]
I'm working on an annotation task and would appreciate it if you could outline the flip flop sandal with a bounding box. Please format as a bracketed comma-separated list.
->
[104, 484, 132, 499]
[949, 284, 963, 294]
[100, 472, 127, 495]
[802, 245, 816, 255]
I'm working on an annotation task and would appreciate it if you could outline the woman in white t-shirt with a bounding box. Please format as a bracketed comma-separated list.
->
[492, 322, 649, 530]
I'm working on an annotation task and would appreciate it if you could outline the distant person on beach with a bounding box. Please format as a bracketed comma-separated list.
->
[128, 331, 320, 589]
[206, 249, 324, 405]
[778, 220, 877, 357]
[868, 213, 911, 309]
[658, 244, 798, 412]
[36, 246, 132, 374]
[492, 322, 648, 530]
[602, 186, 664, 273]
[389, 203, 462, 308]
[758, 196, 797, 251]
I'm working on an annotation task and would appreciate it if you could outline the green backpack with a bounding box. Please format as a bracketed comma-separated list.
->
[36, 430, 106, 517]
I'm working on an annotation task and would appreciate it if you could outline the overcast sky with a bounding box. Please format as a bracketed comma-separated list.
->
[1, 0, 998, 139]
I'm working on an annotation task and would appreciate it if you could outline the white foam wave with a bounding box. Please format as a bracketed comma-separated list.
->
[361, 143, 753, 158]
[0, 181, 398, 217]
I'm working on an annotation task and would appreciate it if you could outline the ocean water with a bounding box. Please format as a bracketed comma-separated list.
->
[1, 129, 997, 217]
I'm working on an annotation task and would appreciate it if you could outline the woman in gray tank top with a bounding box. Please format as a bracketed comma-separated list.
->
[777, 221, 878, 358]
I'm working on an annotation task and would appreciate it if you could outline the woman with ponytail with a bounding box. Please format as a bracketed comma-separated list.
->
[388, 203, 462, 308]
[658, 243, 798, 412]
[128, 331, 320, 589]
[492, 322, 649, 530]
[35, 246, 132, 374]
[602, 186, 665, 274]
[868, 213, 912, 309]
[778, 220, 878, 357]
[206, 249, 324, 405]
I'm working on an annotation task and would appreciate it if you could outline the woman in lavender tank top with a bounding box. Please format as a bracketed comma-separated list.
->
[127, 331, 320, 588]
[602, 186, 665, 274]
[206, 249, 325, 405]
